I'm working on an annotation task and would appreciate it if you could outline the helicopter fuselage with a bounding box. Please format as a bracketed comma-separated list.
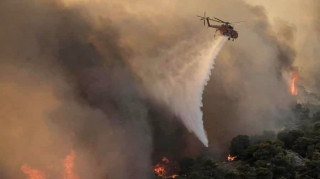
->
[205, 17, 239, 40]
[219, 25, 238, 39]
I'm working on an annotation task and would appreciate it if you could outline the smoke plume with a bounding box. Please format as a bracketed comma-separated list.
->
[1, 0, 320, 178]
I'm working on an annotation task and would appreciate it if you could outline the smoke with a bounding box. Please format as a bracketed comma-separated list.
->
[1, 0, 320, 178]
[0, 1, 153, 178]
[248, 0, 320, 96]
[202, 4, 299, 155]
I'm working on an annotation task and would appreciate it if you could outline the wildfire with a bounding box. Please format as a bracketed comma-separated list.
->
[154, 157, 179, 179]
[21, 150, 78, 179]
[63, 150, 79, 179]
[154, 164, 166, 177]
[291, 72, 298, 95]
[227, 154, 236, 161]
[21, 165, 46, 179]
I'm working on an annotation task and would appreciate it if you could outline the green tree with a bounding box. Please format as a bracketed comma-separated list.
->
[237, 164, 255, 179]
[292, 137, 315, 157]
[256, 167, 273, 179]
[230, 135, 250, 158]
[178, 156, 227, 179]
[178, 157, 195, 177]
[277, 129, 304, 148]
[312, 121, 320, 136]
[225, 171, 240, 179]
[250, 131, 276, 144]
[299, 160, 320, 178]
[271, 153, 295, 178]
[252, 140, 284, 161]
[312, 111, 320, 122]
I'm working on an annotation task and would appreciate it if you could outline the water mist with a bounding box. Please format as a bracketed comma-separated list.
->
[136, 36, 227, 147]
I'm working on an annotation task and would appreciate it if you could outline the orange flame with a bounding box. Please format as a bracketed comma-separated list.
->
[21, 165, 46, 179]
[21, 150, 78, 179]
[154, 164, 166, 177]
[154, 157, 179, 178]
[63, 150, 79, 179]
[227, 154, 236, 161]
[291, 72, 298, 95]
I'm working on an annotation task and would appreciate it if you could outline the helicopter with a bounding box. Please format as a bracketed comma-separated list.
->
[197, 12, 242, 41]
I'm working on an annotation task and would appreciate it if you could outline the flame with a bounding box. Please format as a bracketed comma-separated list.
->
[154, 157, 179, 179]
[21, 165, 46, 179]
[21, 150, 78, 179]
[162, 157, 170, 164]
[227, 154, 236, 161]
[154, 164, 166, 177]
[171, 174, 179, 178]
[63, 150, 79, 179]
[291, 72, 298, 95]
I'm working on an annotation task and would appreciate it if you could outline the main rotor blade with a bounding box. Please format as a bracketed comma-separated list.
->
[209, 19, 222, 23]
[214, 17, 225, 23]
[230, 21, 246, 24]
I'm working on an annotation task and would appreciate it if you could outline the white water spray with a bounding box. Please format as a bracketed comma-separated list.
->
[134, 36, 227, 147]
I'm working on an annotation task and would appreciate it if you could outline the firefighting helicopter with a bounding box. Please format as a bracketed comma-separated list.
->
[197, 12, 242, 41]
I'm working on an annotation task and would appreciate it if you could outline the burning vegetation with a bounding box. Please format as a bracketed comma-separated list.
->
[63, 150, 78, 179]
[227, 154, 237, 161]
[291, 72, 299, 95]
[154, 157, 179, 178]
[21, 150, 77, 179]
[153, 104, 320, 179]
[21, 165, 46, 179]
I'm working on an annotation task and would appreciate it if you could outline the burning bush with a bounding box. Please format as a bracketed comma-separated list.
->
[21, 150, 78, 179]
[154, 157, 179, 178]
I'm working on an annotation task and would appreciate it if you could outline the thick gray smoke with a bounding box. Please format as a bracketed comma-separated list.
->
[0, 1, 153, 178]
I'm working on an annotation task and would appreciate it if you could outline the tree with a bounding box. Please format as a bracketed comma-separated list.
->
[312, 122, 320, 136]
[178, 156, 226, 179]
[225, 171, 240, 179]
[277, 129, 304, 149]
[237, 164, 255, 179]
[252, 140, 284, 161]
[179, 157, 195, 177]
[271, 153, 295, 178]
[292, 137, 315, 157]
[312, 111, 320, 122]
[250, 131, 276, 144]
[230, 135, 250, 158]
[299, 160, 320, 178]
[256, 167, 273, 179]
